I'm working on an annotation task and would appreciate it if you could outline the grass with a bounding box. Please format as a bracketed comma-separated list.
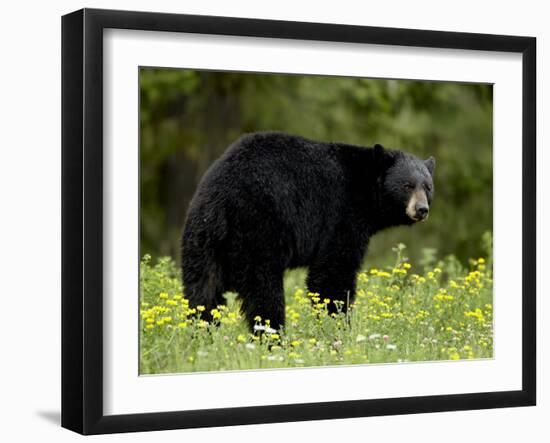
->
[139, 239, 493, 374]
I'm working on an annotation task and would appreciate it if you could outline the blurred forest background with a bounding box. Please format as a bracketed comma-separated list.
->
[140, 67, 493, 267]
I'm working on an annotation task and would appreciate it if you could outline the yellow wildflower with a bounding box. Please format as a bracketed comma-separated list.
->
[210, 308, 222, 319]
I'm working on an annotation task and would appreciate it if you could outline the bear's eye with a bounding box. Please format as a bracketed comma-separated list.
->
[424, 183, 432, 192]
[404, 182, 415, 190]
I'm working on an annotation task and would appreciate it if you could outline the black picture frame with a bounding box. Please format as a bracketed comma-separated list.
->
[61, 8, 536, 435]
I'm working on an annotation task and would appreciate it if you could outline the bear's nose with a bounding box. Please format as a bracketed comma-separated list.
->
[415, 203, 429, 219]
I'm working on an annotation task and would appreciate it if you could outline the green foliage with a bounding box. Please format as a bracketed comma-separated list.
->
[140, 237, 493, 374]
[140, 68, 492, 266]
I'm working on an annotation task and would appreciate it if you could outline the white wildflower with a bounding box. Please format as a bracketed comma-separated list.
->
[356, 334, 367, 343]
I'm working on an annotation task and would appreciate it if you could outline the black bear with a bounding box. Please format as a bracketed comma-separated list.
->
[181, 132, 435, 332]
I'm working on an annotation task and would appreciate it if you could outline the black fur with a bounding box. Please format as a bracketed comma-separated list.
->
[181, 132, 435, 331]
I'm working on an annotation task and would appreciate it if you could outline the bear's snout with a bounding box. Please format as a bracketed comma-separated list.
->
[406, 188, 429, 222]
[415, 202, 429, 220]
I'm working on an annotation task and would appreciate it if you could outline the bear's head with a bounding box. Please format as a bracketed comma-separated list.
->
[374, 144, 435, 226]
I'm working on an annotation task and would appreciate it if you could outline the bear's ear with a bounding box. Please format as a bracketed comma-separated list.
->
[425, 156, 435, 175]
[373, 144, 396, 170]
[374, 143, 385, 157]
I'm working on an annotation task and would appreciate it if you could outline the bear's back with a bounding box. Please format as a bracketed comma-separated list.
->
[190, 132, 348, 256]
[223, 131, 334, 170]
[219, 132, 345, 206]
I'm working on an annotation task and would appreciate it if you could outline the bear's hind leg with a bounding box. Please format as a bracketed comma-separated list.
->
[184, 278, 227, 323]
[238, 270, 285, 333]
[307, 261, 359, 316]
[181, 244, 227, 323]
